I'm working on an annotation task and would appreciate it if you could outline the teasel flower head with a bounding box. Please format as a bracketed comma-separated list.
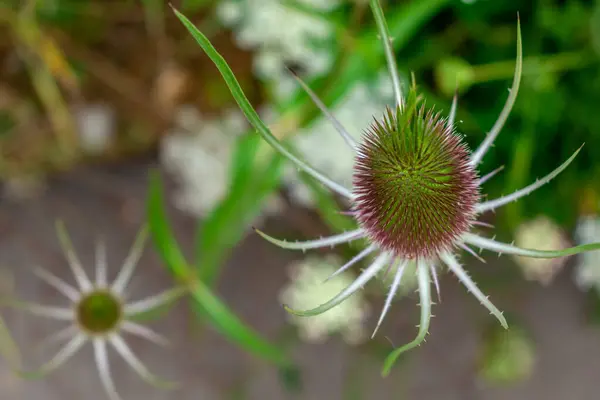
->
[172, 0, 600, 377]
[4, 222, 185, 400]
[353, 87, 479, 259]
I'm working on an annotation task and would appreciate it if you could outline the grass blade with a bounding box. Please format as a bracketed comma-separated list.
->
[171, 6, 352, 199]
[196, 134, 286, 285]
[147, 171, 191, 280]
[188, 281, 292, 367]
[146, 171, 292, 367]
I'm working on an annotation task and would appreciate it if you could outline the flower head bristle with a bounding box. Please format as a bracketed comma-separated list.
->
[353, 87, 480, 259]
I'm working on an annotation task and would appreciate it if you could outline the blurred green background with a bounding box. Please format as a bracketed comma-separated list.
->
[2, 0, 599, 227]
[1, 0, 600, 399]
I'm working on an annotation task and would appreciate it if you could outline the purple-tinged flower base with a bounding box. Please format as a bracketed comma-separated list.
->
[353, 91, 479, 259]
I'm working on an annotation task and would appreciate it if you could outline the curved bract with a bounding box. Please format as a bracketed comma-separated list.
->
[382, 260, 431, 376]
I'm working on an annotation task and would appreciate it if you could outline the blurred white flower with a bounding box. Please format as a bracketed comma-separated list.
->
[216, 0, 340, 99]
[74, 103, 115, 154]
[512, 216, 570, 285]
[160, 106, 243, 217]
[216, 0, 244, 25]
[574, 215, 600, 293]
[286, 71, 396, 207]
[160, 106, 283, 219]
[280, 255, 370, 344]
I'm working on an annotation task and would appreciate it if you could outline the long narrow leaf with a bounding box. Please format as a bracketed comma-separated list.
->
[172, 6, 352, 199]
[147, 171, 192, 280]
[189, 282, 292, 367]
[146, 171, 291, 367]
[197, 134, 286, 285]
[195, 134, 261, 282]
[370, 0, 404, 108]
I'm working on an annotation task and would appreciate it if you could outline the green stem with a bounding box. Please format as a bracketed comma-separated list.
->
[472, 51, 595, 84]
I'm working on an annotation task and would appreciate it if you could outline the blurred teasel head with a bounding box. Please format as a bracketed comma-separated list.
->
[5, 222, 185, 400]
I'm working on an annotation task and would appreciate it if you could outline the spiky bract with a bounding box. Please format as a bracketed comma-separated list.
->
[353, 89, 479, 259]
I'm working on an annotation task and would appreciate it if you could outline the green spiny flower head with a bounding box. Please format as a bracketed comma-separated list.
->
[354, 88, 479, 259]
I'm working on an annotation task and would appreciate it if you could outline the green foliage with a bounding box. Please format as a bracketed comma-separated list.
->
[431, 0, 600, 229]
[181, 0, 213, 13]
[195, 133, 285, 286]
[479, 322, 535, 384]
[147, 172, 293, 368]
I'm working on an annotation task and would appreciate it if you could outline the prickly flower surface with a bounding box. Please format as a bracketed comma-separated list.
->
[354, 90, 479, 259]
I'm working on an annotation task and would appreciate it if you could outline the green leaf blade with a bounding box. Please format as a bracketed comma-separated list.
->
[147, 171, 191, 280]
[146, 171, 292, 367]
[189, 281, 293, 367]
[196, 134, 286, 286]
[171, 6, 352, 199]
